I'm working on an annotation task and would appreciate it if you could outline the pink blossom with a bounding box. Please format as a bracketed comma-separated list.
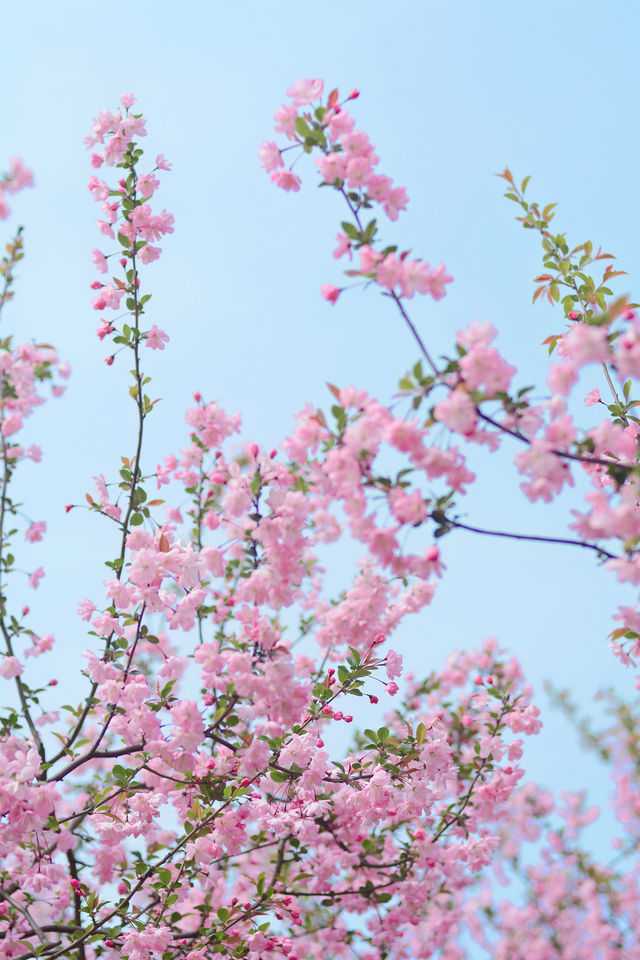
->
[427, 263, 453, 299]
[273, 104, 298, 139]
[120, 92, 137, 109]
[138, 243, 162, 264]
[386, 649, 403, 679]
[321, 284, 341, 304]
[286, 78, 324, 105]
[92, 248, 108, 274]
[77, 598, 95, 622]
[155, 154, 172, 171]
[136, 173, 160, 198]
[585, 387, 601, 406]
[332, 232, 352, 260]
[1, 411, 22, 437]
[29, 567, 45, 589]
[25, 521, 46, 543]
[270, 169, 301, 192]
[258, 141, 283, 173]
[145, 325, 170, 350]
[0, 656, 22, 679]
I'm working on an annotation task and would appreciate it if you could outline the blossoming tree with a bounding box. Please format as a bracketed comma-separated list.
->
[0, 78, 639, 960]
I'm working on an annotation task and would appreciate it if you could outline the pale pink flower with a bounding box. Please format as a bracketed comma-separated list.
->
[0, 656, 23, 679]
[427, 263, 453, 299]
[120, 92, 137, 109]
[270, 169, 301, 192]
[273, 104, 298, 139]
[386, 649, 403, 679]
[258, 141, 283, 173]
[77, 598, 95, 622]
[92, 248, 108, 274]
[1, 411, 22, 437]
[25, 521, 46, 543]
[155, 154, 172, 171]
[138, 243, 161, 264]
[585, 387, 601, 406]
[29, 567, 45, 589]
[332, 232, 352, 260]
[286, 78, 324, 105]
[136, 173, 159, 198]
[145, 325, 170, 350]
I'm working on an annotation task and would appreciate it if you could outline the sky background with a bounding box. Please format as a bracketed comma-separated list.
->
[2, 0, 640, 855]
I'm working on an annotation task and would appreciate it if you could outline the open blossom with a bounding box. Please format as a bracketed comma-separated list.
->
[25, 521, 46, 543]
[270, 169, 301, 192]
[258, 141, 283, 173]
[145, 325, 170, 349]
[29, 567, 45, 589]
[92, 248, 108, 273]
[286, 77, 324, 105]
[0, 656, 23, 679]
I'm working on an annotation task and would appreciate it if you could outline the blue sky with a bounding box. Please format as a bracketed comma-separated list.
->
[2, 0, 640, 841]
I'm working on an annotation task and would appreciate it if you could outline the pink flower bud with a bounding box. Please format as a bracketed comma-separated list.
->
[386, 681, 399, 696]
[118, 882, 128, 894]
[568, 310, 580, 321]
[105, 356, 115, 366]
[22, 606, 29, 616]
[321, 284, 341, 304]
[65, 504, 73, 513]
[368, 694, 379, 704]
[316, 738, 324, 747]
[240, 777, 251, 787]
[474, 675, 484, 685]
[49, 679, 58, 686]
[251, 444, 259, 458]
[344, 715, 353, 722]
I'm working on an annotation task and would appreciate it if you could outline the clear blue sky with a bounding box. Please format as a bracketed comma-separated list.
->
[2, 0, 640, 843]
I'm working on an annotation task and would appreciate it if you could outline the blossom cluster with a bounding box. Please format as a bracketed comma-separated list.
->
[2, 80, 640, 960]
[85, 93, 173, 356]
[261, 80, 453, 306]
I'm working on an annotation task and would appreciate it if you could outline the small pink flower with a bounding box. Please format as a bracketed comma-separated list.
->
[0, 656, 22, 679]
[25, 521, 46, 543]
[155, 154, 172, 171]
[584, 388, 601, 407]
[321, 284, 341, 304]
[386, 649, 403, 680]
[77, 598, 95, 622]
[1, 412, 22, 437]
[270, 169, 301, 192]
[120, 92, 137, 109]
[29, 567, 45, 589]
[386, 681, 399, 696]
[90, 154, 103, 169]
[145, 325, 170, 350]
[286, 78, 324, 105]
[92, 248, 108, 274]
[258, 141, 283, 173]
